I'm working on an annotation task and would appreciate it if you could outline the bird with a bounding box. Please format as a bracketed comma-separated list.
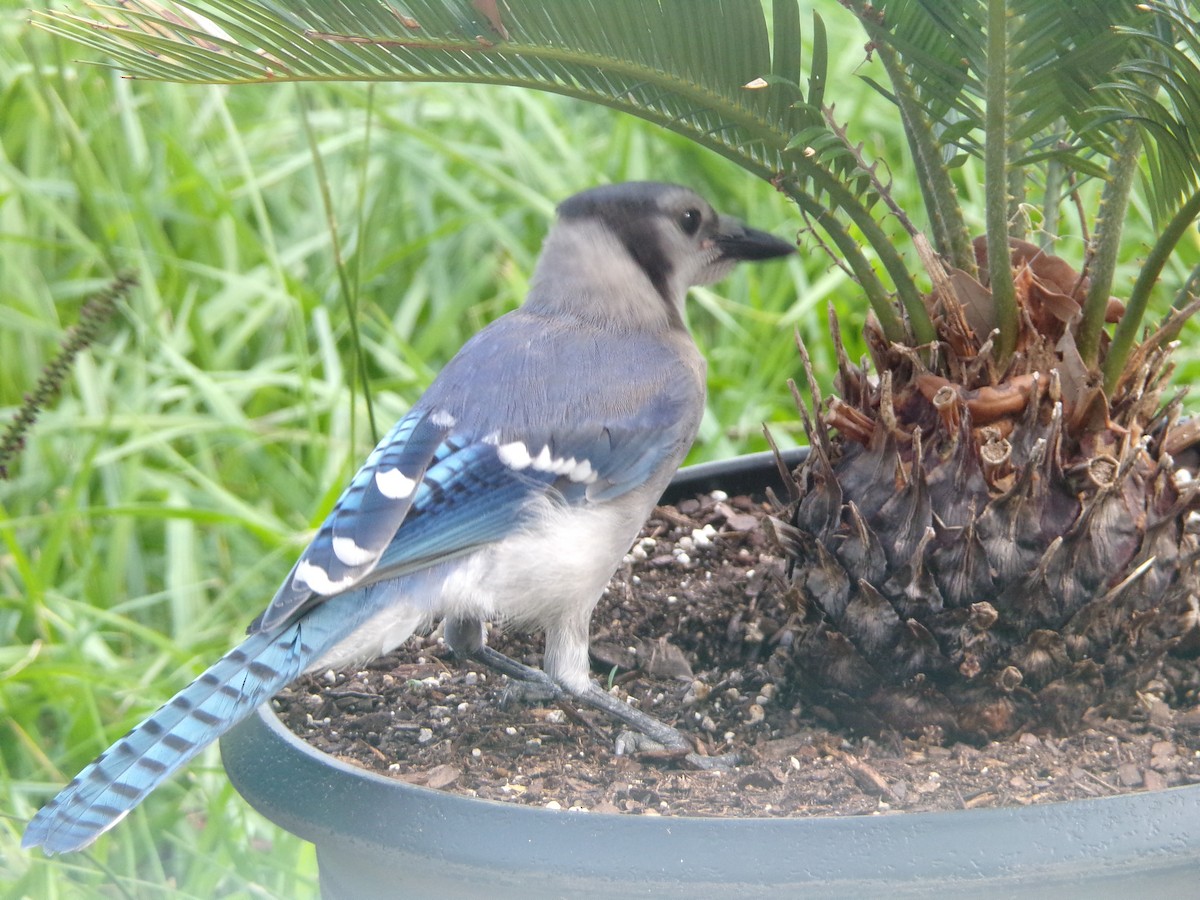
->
[23, 181, 794, 855]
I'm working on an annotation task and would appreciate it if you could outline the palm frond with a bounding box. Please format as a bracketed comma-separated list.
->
[1104, 0, 1200, 221]
[43, 1, 790, 170]
[39, 0, 935, 341]
[867, 1, 1148, 178]
[843, 0, 975, 272]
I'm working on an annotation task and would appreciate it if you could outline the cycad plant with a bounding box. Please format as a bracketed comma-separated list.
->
[42, 0, 1200, 742]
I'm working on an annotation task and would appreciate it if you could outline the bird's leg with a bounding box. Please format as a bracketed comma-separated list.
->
[466, 644, 738, 771]
[444, 616, 564, 703]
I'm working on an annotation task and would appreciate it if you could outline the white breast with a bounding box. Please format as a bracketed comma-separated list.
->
[311, 490, 656, 685]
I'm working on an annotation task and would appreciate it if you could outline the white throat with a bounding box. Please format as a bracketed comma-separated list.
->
[525, 219, 683, 330]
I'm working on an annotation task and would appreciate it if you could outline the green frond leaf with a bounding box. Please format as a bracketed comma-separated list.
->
[866, 0, 1152, 185]
[37, 0, 935, 343]
[1105, 1, 1200, 221]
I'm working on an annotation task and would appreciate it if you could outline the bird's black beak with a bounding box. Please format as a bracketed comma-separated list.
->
[714, 216, 795, 261]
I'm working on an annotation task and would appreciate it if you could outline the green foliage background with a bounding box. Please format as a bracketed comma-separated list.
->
[2, 1, 1197, 895]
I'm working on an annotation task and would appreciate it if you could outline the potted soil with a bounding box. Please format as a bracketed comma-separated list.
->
[220, 452, 1200, 898]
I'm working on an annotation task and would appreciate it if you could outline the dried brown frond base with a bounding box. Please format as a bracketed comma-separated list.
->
[274, 490, 1200, 818]
[781, 238, 1200, 742]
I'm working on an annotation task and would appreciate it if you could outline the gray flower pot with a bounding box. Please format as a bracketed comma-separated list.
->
[221, 451, 1200, 898]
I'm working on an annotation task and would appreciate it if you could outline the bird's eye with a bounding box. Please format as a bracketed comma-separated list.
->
[679, 208, 702, 237]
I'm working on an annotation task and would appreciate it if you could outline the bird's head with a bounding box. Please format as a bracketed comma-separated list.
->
[530, 182, 795, 330]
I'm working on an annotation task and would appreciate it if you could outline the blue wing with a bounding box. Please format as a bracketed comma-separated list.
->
[254, 308, 703, 634]
[254, 397, 690, 633]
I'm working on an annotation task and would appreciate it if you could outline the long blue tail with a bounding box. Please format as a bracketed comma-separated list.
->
[23, 622, 318, 855]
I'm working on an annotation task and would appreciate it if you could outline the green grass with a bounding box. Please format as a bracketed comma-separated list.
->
[2, 1, 1199, 896]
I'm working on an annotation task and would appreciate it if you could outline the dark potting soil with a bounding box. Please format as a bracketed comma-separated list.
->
[274, 489, 1200, 818]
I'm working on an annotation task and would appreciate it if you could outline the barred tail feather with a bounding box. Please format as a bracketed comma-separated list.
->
[23, 623, 314, 855]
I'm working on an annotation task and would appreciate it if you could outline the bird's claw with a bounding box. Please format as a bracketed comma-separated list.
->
[498, 679, 563, 708]
[683, 750, 740, 771]
[614, 729, 686, 758]
[614, 729, 740, 771]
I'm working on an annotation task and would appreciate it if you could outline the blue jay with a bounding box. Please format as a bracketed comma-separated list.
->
[24, 181, 794, 854]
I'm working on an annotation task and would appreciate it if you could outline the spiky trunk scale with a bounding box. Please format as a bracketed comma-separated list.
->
[776, 241, 1200, 742]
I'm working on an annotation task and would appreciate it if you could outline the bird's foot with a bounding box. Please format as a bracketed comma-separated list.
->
[467, 646, 739, 770]
[498, 679, 562, 706]
[468, 645, 563, 705]
[614, 730, 740, 770]
[577, 682, 739, 770]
